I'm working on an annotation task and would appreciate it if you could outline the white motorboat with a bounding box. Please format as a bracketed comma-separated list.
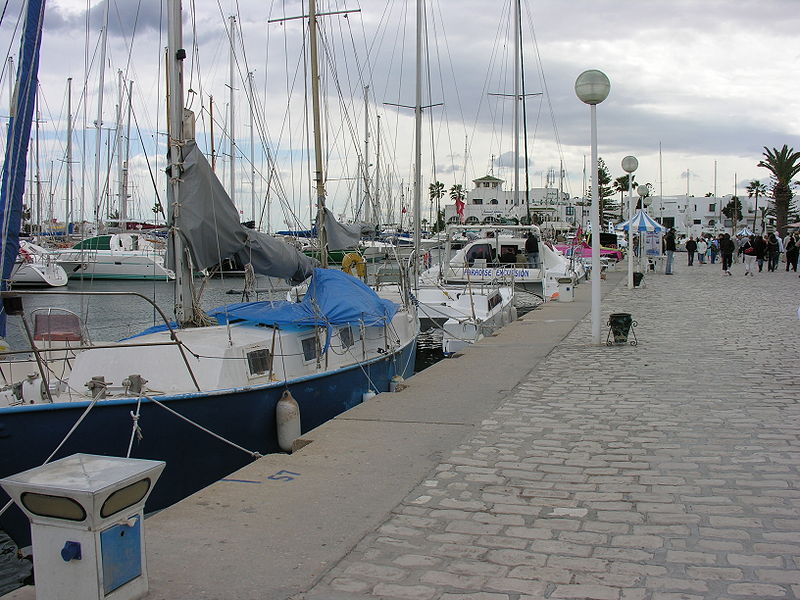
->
[52, 232, 174, 280]
[9, 240, 68, 287]
[421, 225, 585, 296]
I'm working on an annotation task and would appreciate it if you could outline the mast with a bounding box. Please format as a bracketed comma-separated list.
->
[512, 0, 520, 209]
[413, 0, 423, 283]
[167, 0, 193, 323]
[363, 85, 370, 224]
[209, 95, 216, 172]
[229, 16, 236, 213]
[66, 77, 73, 234]
[116, 71, 124, 228]
[0, 0, 47, 336]
[309, 0, 327, 266]
[375, 114, 381, 227]
[248, 71, 256, 226]
[93, 0, 110, 226]
[121, 79, 133, 229]
[34, 83, 41, 235]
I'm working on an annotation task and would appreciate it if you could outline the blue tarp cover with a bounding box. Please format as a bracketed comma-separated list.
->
[128, 268, 397, 339]
[209, 268, 397, 329]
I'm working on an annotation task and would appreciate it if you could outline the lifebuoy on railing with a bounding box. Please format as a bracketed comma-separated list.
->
[341, 252, 366, 279]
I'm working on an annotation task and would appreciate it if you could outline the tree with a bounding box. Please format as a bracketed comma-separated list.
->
[746, 180, 767, 232]
[722, 196, 743, 225]
[428, 181, 445, 230]
[613, 175, 635, 220]
[757, 145, 800, 235]
[449, 184, 465, 203]
[596, 158, 615, 226]
[433, 209, 445, 233]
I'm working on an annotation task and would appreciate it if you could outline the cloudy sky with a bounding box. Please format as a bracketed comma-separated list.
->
[3, 0, 799, 228]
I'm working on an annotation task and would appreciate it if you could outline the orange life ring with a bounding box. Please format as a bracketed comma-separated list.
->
[341, 252, 366, 279]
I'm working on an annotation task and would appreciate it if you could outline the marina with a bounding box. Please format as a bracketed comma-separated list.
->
[6, 260, 799, 599]
[0, 0, 796, 596]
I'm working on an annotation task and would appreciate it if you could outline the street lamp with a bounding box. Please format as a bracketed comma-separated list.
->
[621, 156, 638, 290]
[636, 184, 650, 272]
[575, 69, 610, 345]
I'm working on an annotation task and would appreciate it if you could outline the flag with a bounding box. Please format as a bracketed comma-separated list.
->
[455, 197, 465, 223]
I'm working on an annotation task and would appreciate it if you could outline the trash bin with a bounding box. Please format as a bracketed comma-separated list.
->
[556, 277, 574, 302]
[608, 313, 633, 344]
[633, 272, 644, 287]
[0, 454, 165, 600]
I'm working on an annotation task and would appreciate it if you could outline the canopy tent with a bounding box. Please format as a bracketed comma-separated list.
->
[616, 209, 666, 233]
[737, 227, 754, 236]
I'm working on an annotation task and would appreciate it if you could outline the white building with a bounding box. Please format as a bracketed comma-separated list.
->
[443, 175, 574, 230]
[644, 194, 771, 236]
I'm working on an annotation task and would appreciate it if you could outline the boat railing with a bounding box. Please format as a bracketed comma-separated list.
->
[0, 290, 201, 402]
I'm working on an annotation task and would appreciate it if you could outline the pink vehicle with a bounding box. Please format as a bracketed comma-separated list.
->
[554, 240, 623, 262]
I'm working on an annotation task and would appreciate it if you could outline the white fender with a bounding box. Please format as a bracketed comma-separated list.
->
[276, 390, 301, 452]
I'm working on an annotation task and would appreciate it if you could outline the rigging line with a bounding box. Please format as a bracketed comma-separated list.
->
[0, 0, 24, 109]
[523, 1, 572, 197]
[0, 0, 9, 28]
[429, 0, 463, 190]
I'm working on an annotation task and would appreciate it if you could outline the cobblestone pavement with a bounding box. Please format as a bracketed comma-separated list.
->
[304, 259, 800, 600]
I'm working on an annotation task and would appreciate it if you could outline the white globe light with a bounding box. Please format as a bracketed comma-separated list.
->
[621, 156, 638, 174]
[575, 70, 611, 105]
[637, 184, 649, 196]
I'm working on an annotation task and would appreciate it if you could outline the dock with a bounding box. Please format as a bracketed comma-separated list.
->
[6, 260, 800, 599]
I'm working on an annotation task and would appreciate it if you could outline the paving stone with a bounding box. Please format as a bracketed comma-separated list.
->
[303, 269, 800, 599]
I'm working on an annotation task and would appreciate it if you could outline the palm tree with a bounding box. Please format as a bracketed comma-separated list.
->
[746, 180, 767, 232]
[613, 175, 635, 220]
[449, 184, 465, 202]
[757, 145, 800, 235]
[429, 181, 445, 231]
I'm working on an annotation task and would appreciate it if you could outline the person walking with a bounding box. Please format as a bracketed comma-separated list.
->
[766, 233, 779, 272]
[720, 233, 735, 275]
[685, 236, 697, 266]
[775, 230, 785, 268]
[739, 234, 757, 276]
[664, 228, 676, 274]
[785, 233, 799, 272]
[709, 236, 719, 264]
[524, 231, 539, 269]
[754, 234, 767, 272]
[696, 237, 708, 264]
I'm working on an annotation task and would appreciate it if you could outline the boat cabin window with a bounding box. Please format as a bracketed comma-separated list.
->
[499, 245, 518, 264]
[301, 335, 321, 362]
[339, 326, 354, 349]
[246, 347, 272, 376]
[466, 243, 494, 266]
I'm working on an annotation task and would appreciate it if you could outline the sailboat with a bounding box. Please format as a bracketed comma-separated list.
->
[0, 0, 417, 548]
[389, 0, 517, 356]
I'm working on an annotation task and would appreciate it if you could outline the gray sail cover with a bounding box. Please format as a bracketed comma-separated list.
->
[168, 141, 318, 283]
[324, 208, 361, 250]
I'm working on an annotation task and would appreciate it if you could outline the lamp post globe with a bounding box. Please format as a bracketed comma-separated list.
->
[575, 70, 611, 106]
[637, 184, 649, 197]
[622, 156, 638, 174]
[575, 69, 610, 345]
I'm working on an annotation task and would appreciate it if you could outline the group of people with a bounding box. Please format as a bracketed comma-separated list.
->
[664, 228, 799, 276]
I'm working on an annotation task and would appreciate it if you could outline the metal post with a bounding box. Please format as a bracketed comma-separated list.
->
[590, 104, 600, 345]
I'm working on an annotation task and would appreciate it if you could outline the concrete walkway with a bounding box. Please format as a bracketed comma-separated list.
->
[7, 258, 800, 599]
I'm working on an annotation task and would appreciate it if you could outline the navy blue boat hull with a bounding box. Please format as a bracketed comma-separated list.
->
[0, 340, 416, 547]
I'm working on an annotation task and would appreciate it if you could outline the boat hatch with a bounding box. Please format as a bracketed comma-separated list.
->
[246, 347, 272, 377]
[33, 312, 84, 342]
[488, 293, 502, 311]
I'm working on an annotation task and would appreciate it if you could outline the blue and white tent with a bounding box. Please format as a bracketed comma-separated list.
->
[616, 209, 666, 233]
[737, 227, 754, 237]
